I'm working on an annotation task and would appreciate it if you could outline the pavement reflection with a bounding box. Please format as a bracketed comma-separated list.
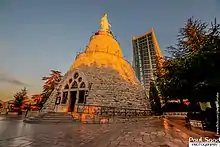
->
[0, 116, 31, 139]
[0, 117, 190, 147]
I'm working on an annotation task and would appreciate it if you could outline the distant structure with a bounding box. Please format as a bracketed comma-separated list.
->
[0, 100, 5, 109]
[43, 14, 150, 113]
[132, 28, 163, 94]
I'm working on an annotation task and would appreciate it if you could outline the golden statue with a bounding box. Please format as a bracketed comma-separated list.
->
[100, 13, 111, 31]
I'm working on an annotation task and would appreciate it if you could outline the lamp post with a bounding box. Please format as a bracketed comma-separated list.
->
[216, 92, 219, 135]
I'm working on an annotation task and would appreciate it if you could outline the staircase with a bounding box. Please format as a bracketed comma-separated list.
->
[24, 112, 76, 124]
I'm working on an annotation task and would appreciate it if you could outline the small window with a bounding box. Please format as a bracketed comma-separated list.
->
[64, 84, 69, 89]
[71, 81, 78, 89]
[74, 72, 79, 79]
[69, 79, 73, 84]
[61, 92, 68, 104]
[78, 91, 85, 104]
[80, 82, 85, 88]
[78, 77, 82, 83]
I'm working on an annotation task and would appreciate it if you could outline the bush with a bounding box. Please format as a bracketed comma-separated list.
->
[187, 103, 201, 112]
[162, 102, 188, 112]
[187, 112, 204, 120]
[149, 81, 162, 115]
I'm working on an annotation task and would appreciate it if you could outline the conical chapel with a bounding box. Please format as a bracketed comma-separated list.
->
[43, 14, 150, 112]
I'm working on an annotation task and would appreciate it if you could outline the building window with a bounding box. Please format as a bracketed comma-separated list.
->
[61, 92, 68, 104]
[74, 72, 79, 79]
[78, 91, 85, 104]
[80, 82, 86, 88]
[64, 84, 69, 89]
[78, 77, 82, 83]
[71, 81, 78, 89]
[69, 79, 73, 84]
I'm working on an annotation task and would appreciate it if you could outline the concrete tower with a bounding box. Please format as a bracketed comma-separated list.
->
[132, 28, 163, 94]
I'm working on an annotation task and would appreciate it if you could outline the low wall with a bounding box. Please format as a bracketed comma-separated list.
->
[189, 120, 204, 129]
[163, 112, 187, 118]
[72, 104, 152, 124]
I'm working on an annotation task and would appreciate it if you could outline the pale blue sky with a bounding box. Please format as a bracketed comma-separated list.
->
[0, 0, 219, 100]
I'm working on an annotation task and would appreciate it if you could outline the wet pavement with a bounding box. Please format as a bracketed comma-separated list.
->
[0, 116, 190, 147]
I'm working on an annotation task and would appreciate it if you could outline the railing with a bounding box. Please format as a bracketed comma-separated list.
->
[75, 104, 152, 118]
[163, 112, 200, 117]
[163, 112, 188, 116]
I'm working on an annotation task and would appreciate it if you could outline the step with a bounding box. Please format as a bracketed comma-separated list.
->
[26, 116, 39, 120]
[43, 113, 72, 116]
[23, 118, 41, 124]
[45, 115, 72, 117]
[47, 112, 68, 115]
[24, 117, 76, 123]
[43, 115, 73, 118]
[41, 117, 74, 120]
[24, 119, 75, 124]
[39, 119, 75, 123]
[44, 113, 72, 116]
[43, 117, 73, 119]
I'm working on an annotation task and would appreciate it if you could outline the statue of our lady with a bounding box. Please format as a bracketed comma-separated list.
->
[100, 13, 111, 32]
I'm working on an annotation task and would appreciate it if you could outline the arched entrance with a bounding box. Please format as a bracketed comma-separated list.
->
[60, 72, 88, 112]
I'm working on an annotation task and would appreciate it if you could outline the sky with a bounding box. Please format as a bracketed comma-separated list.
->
[0, 0, 219, 101]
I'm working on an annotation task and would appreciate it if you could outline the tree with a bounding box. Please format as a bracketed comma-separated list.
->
[156, 17, 220, 104]
[167, 17, 210, 58]
[31, 94, 43, 106]
[149, 81, 162, 114]
[40, 70, 62, 105]
[14, 87, 28, 107]
[156, 57, 188, 103]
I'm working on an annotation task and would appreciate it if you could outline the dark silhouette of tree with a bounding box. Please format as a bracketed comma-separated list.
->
[14, 87, 28, 107]
[156, 17, 220, 105]
[167, 17, 210, 58]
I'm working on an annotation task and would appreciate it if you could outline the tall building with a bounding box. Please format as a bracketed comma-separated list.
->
[132, 28, 163, 93]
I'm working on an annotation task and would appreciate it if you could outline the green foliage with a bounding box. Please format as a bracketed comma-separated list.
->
[14, 87, 28, 107]
[156, 17, 220, 103]
[149, 81, 162, 114]
[167, 17, 210, 58]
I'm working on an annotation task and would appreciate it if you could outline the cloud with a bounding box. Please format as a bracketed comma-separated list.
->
[0, 73, 28, 86]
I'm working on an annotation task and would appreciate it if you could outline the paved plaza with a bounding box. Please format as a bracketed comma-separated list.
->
[0, 117, 190, 147]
